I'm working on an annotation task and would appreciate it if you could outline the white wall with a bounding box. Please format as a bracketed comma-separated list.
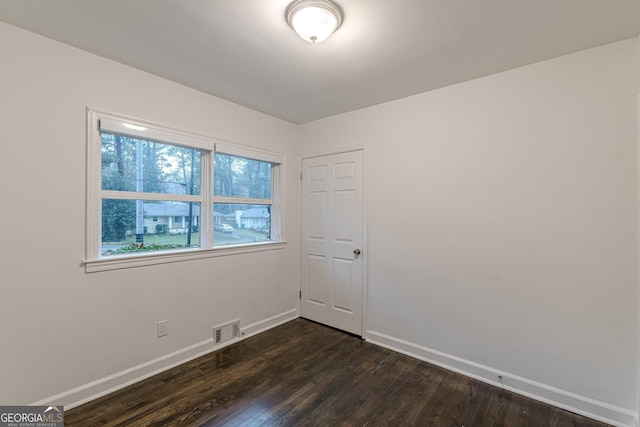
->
[301, 39, 639, 423]
[0, 22, 300, 405]
[2, 18, 639, 424]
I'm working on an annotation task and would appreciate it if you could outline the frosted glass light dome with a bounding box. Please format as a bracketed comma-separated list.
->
[286, 0, 343, 43]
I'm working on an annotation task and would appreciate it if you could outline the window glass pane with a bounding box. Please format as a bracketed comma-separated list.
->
[101, 132, 201, 195]
[214, 153, 271, 199]
[102, 200, 200, 255]
[213, 204, 270, 246]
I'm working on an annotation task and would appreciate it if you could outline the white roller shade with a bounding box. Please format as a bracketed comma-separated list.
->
[99, 116, 214, 151]
[215, 142, 283, 165]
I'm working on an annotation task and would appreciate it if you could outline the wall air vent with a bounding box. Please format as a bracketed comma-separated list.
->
[213, 319, 240, 345]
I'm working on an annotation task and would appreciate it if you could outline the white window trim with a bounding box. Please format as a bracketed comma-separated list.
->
[85, 108, 286, 273]
[84, 241, 287, 273]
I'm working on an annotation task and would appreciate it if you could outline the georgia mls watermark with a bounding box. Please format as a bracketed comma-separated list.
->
[0, 406, 63, 427]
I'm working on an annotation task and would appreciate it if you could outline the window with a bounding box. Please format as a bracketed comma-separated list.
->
[85, 109, 285, 272]
[213, 153, 273, 246]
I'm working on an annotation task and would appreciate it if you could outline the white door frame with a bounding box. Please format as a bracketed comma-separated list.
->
[299, 145, 368, 338]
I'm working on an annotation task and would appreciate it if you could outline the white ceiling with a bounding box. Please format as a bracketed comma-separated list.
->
[1, 0, 639, 124]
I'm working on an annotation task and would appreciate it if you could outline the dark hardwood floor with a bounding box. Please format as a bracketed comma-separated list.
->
[66, 319, 610, 427]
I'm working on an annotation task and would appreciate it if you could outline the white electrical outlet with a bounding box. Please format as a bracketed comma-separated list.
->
[157, 320, 169, 337]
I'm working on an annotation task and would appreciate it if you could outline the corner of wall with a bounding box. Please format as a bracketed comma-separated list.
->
[31, 309, 299, 410]
[636, 33, 640, 427]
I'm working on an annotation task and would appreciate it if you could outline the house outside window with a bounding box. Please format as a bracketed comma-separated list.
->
[85, 109, 284, 272]
[213, 153, 273, 246]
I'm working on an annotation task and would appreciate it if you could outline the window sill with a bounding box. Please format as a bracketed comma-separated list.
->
[84, 241, 287, 273]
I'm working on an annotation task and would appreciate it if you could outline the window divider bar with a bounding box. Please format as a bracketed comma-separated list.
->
[101, 191, 203, 203]
[213, 197, 272, 205]
[200, 152, 213, 248]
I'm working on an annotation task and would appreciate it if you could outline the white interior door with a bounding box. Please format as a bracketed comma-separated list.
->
[301, 150, 364, 336]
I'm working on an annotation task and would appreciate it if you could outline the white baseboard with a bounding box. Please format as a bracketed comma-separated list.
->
[32, 308, 299, 410]
[366, 330, 637, 427]
[241, 308, 299, 338]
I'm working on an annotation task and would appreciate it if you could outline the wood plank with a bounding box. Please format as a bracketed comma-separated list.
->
[65, 319, 612, 427]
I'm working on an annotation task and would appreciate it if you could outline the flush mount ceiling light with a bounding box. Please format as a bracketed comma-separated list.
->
[286, 0, 343, 43]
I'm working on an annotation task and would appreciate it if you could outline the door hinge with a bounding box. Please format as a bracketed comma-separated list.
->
[299, 290, 302, 299]
[300, 172, 302, 181]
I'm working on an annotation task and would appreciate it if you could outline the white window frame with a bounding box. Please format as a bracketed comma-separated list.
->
[85, 108, 286, 273]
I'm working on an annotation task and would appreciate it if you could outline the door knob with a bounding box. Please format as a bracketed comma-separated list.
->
[353, 249, 361, 256]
